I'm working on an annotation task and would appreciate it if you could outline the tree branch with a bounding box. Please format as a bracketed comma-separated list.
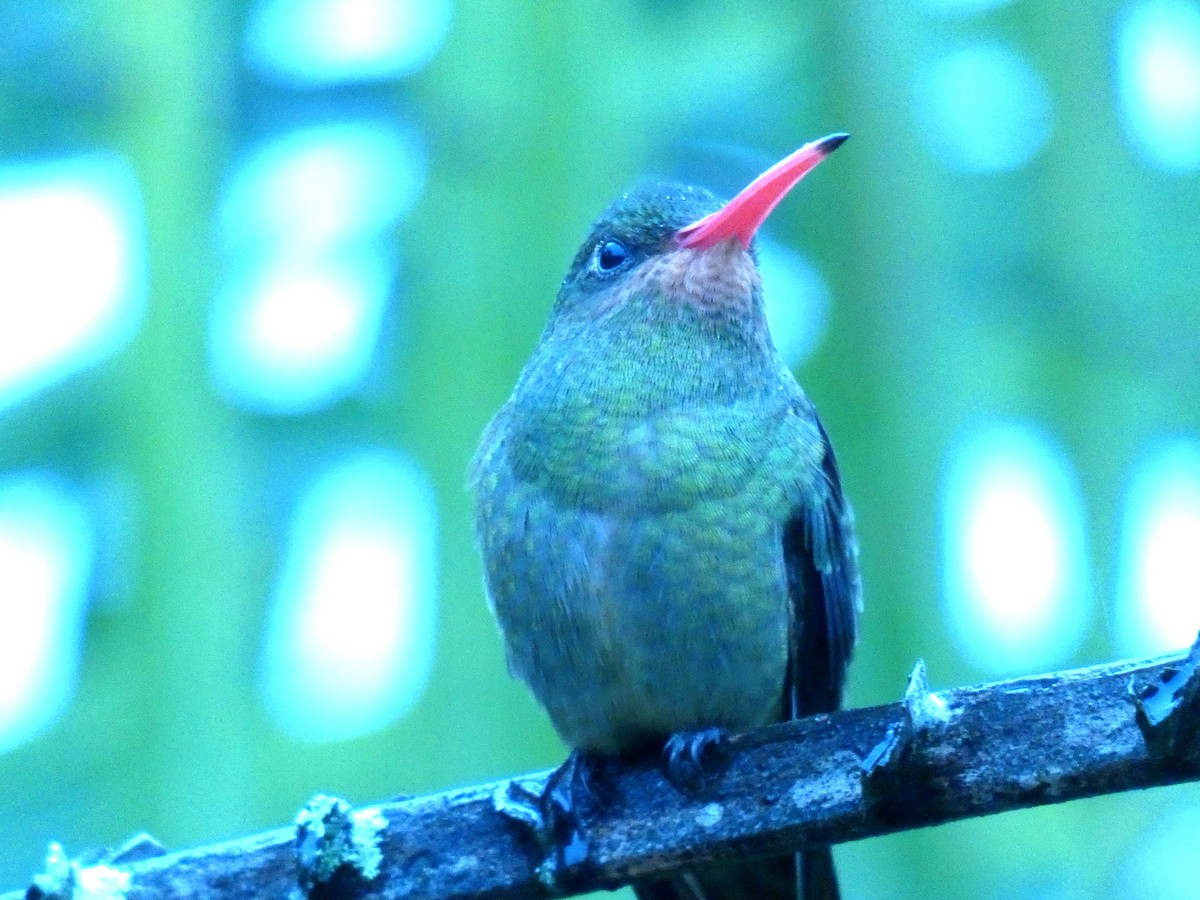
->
[6, 640, 1200, 900]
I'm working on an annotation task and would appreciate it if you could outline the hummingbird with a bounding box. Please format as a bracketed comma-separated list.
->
[470, 134, 861, 900]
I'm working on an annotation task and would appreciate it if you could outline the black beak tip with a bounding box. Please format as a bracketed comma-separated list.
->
[818, 132, 851, 155]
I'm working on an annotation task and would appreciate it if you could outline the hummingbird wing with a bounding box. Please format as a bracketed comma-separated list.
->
[780, 416, 860, 900]
[783, 416, 861, 719]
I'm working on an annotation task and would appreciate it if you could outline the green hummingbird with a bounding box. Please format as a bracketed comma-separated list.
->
[470, 134, 861, 900]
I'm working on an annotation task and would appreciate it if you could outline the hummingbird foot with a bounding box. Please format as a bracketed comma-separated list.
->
[663, 727, 728, 791]
[493, 750, 595, 890]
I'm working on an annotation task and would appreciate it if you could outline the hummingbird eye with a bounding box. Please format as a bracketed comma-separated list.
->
[593, 239, 629, 275]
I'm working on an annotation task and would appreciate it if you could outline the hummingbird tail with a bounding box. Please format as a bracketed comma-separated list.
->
[801, 847, 841, 900]
[633, 848, 839, 900]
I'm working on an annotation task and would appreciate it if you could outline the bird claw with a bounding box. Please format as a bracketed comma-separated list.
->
[663, 727, 728, 790]
[493, 751, 594, 889]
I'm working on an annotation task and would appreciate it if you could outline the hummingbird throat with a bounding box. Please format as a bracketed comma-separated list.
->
[614, 239, 762, 315]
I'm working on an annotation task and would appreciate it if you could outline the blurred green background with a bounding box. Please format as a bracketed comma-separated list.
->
[2, 0, 1199, 896]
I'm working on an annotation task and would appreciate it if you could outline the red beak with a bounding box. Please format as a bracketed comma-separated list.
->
[674, 133, 848, 251]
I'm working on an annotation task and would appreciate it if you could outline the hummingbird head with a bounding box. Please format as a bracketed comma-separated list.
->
[515, 134, 848, 414]
[553, 133, 849, 328]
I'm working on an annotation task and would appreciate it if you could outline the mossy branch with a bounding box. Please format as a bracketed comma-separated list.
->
[5, 638, 1200, 900]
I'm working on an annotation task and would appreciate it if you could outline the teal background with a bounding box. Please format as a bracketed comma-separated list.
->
[1, 1, 1198, 897]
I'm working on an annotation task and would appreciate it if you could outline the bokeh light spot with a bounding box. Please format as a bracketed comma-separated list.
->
[245, 0, 453, 87]
[1116, 0, 1200, 170]
[915, 42, 1053, 172]
[211, 121, 423, 414]
[942, 421, 1089, 673]
[0, 474, 93, 755]
[1118, 439, 1200, 656]
[259, 450, 437, 742]
[0, 155, 145, 413]
[208, 251, 393, 414]
[216, 121, 425, 256]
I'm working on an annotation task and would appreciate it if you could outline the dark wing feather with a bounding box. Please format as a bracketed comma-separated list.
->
[783, 416, 861, 718]
[778, 417, 861, 900]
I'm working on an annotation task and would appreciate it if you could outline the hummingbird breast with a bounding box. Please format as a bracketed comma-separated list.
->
[471, 378, 824, 754]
